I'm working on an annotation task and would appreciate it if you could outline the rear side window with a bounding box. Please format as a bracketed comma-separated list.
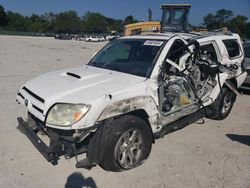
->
[222, 39, 240, 58]
[200, 44, 218, 62]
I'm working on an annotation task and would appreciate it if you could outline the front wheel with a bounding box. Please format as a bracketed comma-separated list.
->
[207, 87, 236, 120]
[99, 115, 152, 171]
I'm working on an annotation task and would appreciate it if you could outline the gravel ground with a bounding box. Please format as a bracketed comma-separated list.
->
[0, 35, 249, 188]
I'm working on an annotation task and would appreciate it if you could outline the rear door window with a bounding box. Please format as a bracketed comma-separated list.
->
[200, 43, 218, 62]
[222, 39, 240, 58]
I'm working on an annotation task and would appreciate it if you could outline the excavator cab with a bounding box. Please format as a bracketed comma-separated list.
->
[161, 4, 191, 33]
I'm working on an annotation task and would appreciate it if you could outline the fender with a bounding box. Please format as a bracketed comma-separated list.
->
[97, 96, 161, 133]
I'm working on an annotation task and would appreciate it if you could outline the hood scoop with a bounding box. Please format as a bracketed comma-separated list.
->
[66, 72, 81, 79]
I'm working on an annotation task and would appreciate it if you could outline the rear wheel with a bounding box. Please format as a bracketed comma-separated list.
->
[99, 115, 152, 171]
[207, 87, 236, 120]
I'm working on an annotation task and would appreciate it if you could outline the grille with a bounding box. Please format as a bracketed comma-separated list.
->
[22, 87, 45, 103]
[17, 92, 24, 99]
[32, 104, 44, 114]
[20, 87, 45, 120]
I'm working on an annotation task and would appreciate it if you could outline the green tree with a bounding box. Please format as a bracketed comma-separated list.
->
[203, 9, 234, 30]
[203, 9, 250, 39]
[124, 15, 138, 25]
[226, 15, 248, 38]
[203, 13, 218, 30]
[0, 5, 7, 27]
[105, 17, 123, 32]
[5, 11, 29, 31]
[82, 11, 107, 33]
[215, 9, 233, 27]
[42, 12, 57, 32]
[27, 14, 48, 32]
[54, 11, 81, 33]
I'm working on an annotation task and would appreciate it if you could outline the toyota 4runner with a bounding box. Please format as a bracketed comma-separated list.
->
[16, 31, 247, 171]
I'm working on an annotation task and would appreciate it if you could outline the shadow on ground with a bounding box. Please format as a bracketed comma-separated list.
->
[226, 134, 250, 146]
[65, 172, 97, 188]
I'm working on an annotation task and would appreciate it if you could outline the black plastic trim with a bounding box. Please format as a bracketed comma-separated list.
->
[17, 117, 59, 163]
[22, 87, 45, 103]
[66, 72, 81, 79]
[32, 105, 43, 114]
[17, 92, 24, 99]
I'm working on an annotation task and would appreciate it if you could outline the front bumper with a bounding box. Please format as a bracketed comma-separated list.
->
[17, 113, 107, 171]
[17, 113, 106, 169]
[17, 117, 80, 165]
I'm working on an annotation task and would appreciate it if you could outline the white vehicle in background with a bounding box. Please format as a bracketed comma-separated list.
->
[106, 31, 120, 41]
[85, 36, 99, 42]
[16, 31, 246, 172]
[97, 36, 106, 41]
[78, 35, 87, 41]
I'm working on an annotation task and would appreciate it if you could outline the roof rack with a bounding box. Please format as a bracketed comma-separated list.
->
[186, 28, 233, 42]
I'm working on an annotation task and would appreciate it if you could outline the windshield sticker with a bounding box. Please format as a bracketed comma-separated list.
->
[143, 40, 163, 46]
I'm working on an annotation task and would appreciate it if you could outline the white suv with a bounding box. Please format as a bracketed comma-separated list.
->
[16, 32, 247, 171]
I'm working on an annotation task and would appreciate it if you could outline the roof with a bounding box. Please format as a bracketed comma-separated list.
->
[120, 32, 197, 40]
[120, 34, 171, 41]
[120, 31, 238, 41]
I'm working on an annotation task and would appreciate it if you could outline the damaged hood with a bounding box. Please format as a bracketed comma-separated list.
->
[23, 65, 145, 105]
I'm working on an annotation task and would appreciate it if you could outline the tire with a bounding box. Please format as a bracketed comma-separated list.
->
[99, 115, 152, 171]
[207, 87, 236, 120]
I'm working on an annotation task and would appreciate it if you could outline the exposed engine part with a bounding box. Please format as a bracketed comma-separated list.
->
[161, 42, 222, 117]
[162, 100, 173, 112]
[162, 77, 195, 116]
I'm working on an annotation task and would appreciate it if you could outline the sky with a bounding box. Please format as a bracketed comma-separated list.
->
[0, 0, 250, 26]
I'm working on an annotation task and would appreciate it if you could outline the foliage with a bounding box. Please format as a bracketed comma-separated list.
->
[27, 14, 49, 32]
[82, 11, 107, 33]
[105, 17, 123, 32]
[225, 15, 248, 37]
[5, 11, 29, 31]
[0, 4, 127, 34]
[54, 11, 81, 33]
[0, 5, 7, 27]
[124, 15, 138, 25]
[0, 4, 249, 39]
[203, 13, 217, 30]
[203, 8, 250, 38]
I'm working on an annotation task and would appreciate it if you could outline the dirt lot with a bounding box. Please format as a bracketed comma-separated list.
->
[0, 35, 249, 188]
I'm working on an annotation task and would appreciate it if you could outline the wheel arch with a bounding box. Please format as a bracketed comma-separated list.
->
[99, 109, 156, 144]
[96, 96, 159, 143]
[96, 96, 158, 122]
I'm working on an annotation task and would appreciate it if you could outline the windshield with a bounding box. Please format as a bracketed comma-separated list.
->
[88, 39, 165, 77]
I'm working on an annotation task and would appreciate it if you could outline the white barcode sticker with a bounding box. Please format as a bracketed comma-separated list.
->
[143, 40, 163, 46]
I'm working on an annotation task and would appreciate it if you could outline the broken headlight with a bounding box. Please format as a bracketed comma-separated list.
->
[46, 103, 91, 126]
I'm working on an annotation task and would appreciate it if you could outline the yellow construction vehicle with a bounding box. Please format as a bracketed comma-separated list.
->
[124, 4, 195, 36]
[123, 21, 160, 36]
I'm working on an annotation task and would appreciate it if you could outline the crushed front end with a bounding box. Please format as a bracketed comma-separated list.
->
[17, 112, 106, 169]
